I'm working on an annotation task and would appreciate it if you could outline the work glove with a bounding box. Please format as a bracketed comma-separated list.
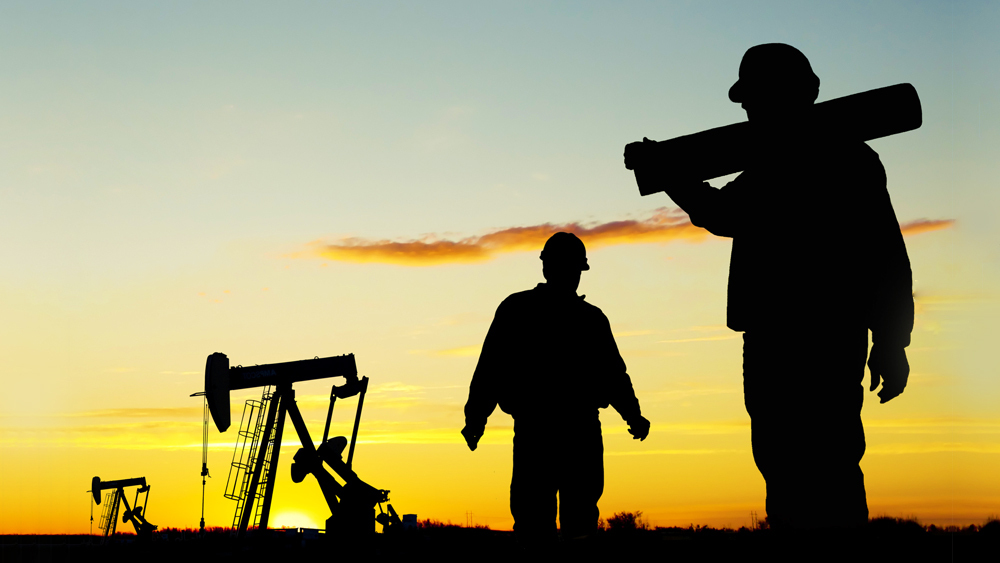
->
[626, 415, 650, 441]
[868, 344, 909, 403]
[461, 423, 484, 451]
[623, 137, 657, 171]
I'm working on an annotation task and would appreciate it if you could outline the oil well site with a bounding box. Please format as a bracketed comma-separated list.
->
[2, 4, 999, 563]
[0, 351, 989, 562]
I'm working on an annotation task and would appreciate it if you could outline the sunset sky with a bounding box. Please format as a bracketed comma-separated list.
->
[0, 1, 997, 534]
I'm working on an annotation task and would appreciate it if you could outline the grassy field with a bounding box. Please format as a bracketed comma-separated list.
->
[1, 518, 996, 562]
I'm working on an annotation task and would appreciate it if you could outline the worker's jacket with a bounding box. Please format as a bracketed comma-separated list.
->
[464, 283, 642, 432]
[663, 134, 913, 347]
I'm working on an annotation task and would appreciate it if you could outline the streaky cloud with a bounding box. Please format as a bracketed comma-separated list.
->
[899, 218, 955, 235]
[304, 208, 705, 266]
[606, 448, 744, 456]
[66, 407, 201, 419]
[300, 210, 955, 267]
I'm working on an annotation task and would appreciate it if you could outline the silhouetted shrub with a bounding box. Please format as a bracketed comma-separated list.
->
[607, 511, 648, 531]
[418, 518, 461, 529]
[869, 515, 925, 536]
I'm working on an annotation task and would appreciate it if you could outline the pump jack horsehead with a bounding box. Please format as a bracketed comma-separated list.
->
[203, 352, 403, 539]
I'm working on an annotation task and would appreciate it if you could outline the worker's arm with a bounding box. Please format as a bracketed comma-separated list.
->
[462, 303, 508, 451]
[863, 152, 913, 403]
[597, 314, 649, 441]
[611, 373, 649, 441]
[626, 138, 743, 238]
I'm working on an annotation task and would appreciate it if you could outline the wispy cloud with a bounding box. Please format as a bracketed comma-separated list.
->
[867, 442, 1000, 455]
[606, 448, 743, 456]
[435, 345, 481, 357]
[296, 211, 954, 267]
[0, 418, 479, 448]
[409, 346, 481, 357]
[656, 324, 738, 345]
[369, 382, 425, 394]
[899, 219, 955, 236]
[647, 387, 742, 401]
[605, 420, 749, 435]
[299, 208, 705, 266]
[0, 421, 202, 449]
[614, 330, 655, 338]
[657, 335, 738, 344]
[66, 407, 202, 419]
[865, 418, 1000, 434]
[914, 293, 997, 313]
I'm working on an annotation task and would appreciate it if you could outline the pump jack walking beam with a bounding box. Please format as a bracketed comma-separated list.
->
[205, 353, 359, 433]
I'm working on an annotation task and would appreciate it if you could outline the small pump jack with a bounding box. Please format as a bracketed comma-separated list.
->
[90, 476, 157, 541]
[204, 352, 403, 539]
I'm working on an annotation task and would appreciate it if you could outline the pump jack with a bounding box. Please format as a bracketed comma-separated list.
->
[203, 352, 402, 539]
[90, 476, 157, 541]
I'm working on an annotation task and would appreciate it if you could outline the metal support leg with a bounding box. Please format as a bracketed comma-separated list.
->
[347, 377, 369, 469]
[257, 393, 287, 531]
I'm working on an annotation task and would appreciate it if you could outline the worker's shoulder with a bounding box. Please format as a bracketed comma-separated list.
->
[494, 287, 541, 315]
[499, 287, 538, 306]
[574, 296, 612, 328]
[851, 139, 882, 161]
[826, 138, 883, 165]
[577, 296, 605, 314]
[497, 286, 606, 317]
[841, 141, 887, 186]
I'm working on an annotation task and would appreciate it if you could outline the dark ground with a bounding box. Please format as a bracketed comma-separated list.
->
[1, 519, 996, 562]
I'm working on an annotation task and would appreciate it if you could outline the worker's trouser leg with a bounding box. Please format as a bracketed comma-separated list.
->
[556, 431, 604, 539]
[510, 420, 604, 546]
[743, 329, 869, 530]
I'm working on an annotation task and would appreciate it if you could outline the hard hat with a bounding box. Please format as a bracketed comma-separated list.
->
[540, 232, 589, 271]
[728, 43, 820, 104]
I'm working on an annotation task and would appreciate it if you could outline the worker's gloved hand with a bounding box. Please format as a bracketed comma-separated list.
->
[461, 423, 484, 451]
[626, 415, 650, 441]
[623, 137, 657, 171]
[868, 344, 909, 403]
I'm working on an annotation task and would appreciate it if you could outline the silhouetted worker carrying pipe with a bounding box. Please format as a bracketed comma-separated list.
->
[462, 232, 650, 550]
[624, 43, 915, 530]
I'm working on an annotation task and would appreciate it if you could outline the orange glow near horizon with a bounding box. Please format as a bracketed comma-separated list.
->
[0, 220, 987, 536]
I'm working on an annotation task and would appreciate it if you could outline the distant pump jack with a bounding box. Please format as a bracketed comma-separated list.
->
[201, 352, 403, 540]
[90, 476, 157, 542]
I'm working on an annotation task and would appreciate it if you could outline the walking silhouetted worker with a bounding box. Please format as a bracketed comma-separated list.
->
[625, 44, 913, 529]
[462, 232, 650, 548]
